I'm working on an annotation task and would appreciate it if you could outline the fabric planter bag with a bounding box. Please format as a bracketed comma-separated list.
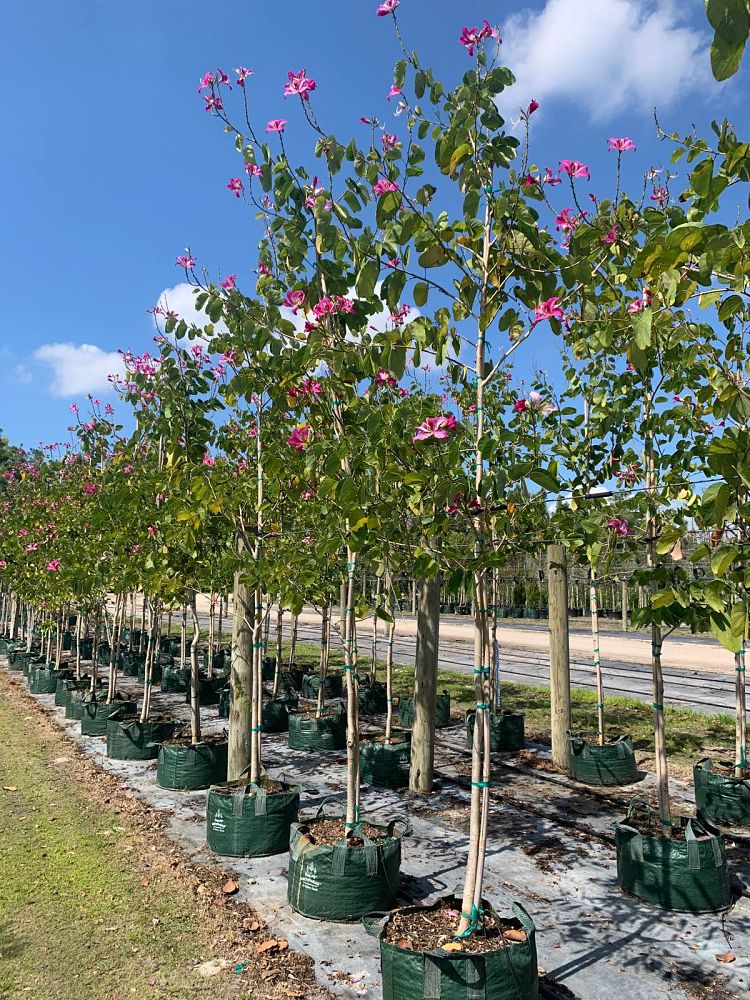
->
[465, 710, 525, 753]
[359, 682, 388, 715]
[157, 740, 228, 790]
[183, 675, 224, 706]
[568, 733, 638, 786]
[694, 757, 750, 830]
[301, 672, 344, 701]
[206, 778, 300, 857]
[56, 676, 87, 708]
[287, 801, 410, 922]
[81, 698, 138, 736]
[8, 650, 31, 672]
[365, 896, 538, 1000]
[218, 686, 230, 719]
[23, 654, 45, 678]
[400, 691, 451, 729]
[29, 666, 60, 694]
[138, 657, 164, 685]
[161, 663, 190, 694]
[288, 710, 346, 751]
[65, 683, 107, 719]
[106, 717, 177, 761]
[360, 735, 412, 789]
[262, 698, 291, 734]
[616, 802, 731, 913]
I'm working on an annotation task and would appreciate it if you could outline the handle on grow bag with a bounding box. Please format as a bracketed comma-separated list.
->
[361, 912, 390, 938]
[387, 816, 413, 839]
[625, 795, 655, 821]
[512, 902, 536, 941]
[314, 794, 345, 821]
[686, 818, 723, 868]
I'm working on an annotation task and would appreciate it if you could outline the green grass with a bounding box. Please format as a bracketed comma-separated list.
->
[0, 679, 252, 1000]
[288, 641, 737, 775]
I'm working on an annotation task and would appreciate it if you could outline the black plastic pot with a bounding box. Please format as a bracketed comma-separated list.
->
[465, 710, 525, 752]
[568, 733, 638, 786]
[360, 733, 412, 789]
[106, 717, 177, 761]
[206, 778, 300, 857]
[399, 691, 451, 729]
[81, 698, 138, 736]
[157, 740, 228, 790]
[301, 672, 343, 701]
[694, 757, 750, 830]
[616, 802, 731, 912]
[287, 801, 410, 922]
[358, 681, 388, 715]
[365, 896, 539, 1000]
[288, 710, 346, 751]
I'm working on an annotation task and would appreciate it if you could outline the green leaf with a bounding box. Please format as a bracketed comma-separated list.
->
[633, 309, 652, 349]
[711, 544, 739, 575]
[528, 467, 560, 493]
[356, 260, 379, 298]
[414, 70, 426, 99]
[706, 0, 750, 80]
[651, 588, 677, 609]
[413, 282, 429, 307]
[418, 245, 448, 268]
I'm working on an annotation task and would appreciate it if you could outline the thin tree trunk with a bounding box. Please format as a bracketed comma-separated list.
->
[207, 592, 215, 678]
[736, 646, 747, 780]
[138, 595, 146, 653]
[288, 613, 298, 667]
[590, 566, 605, 745]
[250, 590, 263, 783]
[343, 553, 361, 832]
[180, 604, 187, 665]
[410, 574, 440, 794]
[217, 596, 224, 651]
[107, 594, 124, 703]
[370, 576, 381, 683]
[384, 615, 396, 742]
[316, 605, 330, 718]
[272, 604, 283, 698]
[189, 594, 201, 745]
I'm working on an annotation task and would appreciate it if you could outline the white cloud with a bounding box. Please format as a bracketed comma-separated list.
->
[500, 0, 711, 122]
[33, 343, 125, 397]
[13, 364, 32, 385]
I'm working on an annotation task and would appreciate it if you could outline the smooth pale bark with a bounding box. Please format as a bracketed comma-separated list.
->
[180, 605, 187, 666]
[548, 545, 571, 771]
[107, 595, 124, 703]
[384, 616, 396, 742]
[207, 593, 215, 678]
[188, 595, 202, 744]
[228, 565, 254, 780]
[409, 574, 440, 795]
[736, 646, 747, 779]
[138, 596, 146, 653]
[272, 604, 283, 698]
[288, 613, 298, 666]
[217, 596, 224, 651]
[250, 591, 264, 784]
[370, 577, 381, 683]
[75, 612, 83, 679]
[621, 579, 629, 631]
[316, 605, 330, 718]
[343, 553, 361, 831]
[590, 567, 605, 745]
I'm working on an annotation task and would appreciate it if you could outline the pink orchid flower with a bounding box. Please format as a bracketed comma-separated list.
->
[514, 399, 530, 414]
[533, 297, 565, 326]
[543, 167, 561, 187]
[608, 137, 636, 152]
[527, 99, 540, 116]
[221, 274, 236, 291]
[607, 517, 632, 537]
[83, 482, 97, 495]
[227, 177, 244, 198]
[245, 163, 263, 177]
[373, 178, 399, 196]
[387, 85, 402, 101]
[283, 69, 317, 101]
[46, 560, 61, 572]
[413, 414, 457, 443]
[377, 0, 399, 14]
[284, 289, 307, 314]
[375, 369, 397, 387]
[198, 72, 215, 92]
[235, 67, 253, 87]
[266, 119, 287, 134]
[176, 254, 196, 268]
[381, 132, 399, 150]
[287, 424, 311, 451]
[559, 160, 590, 180]
[603, 224, 619, 245]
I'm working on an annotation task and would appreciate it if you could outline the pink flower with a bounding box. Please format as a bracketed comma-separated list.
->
[373, 178, 399, 196]
[555, 209, 579, 233]
[527, 99, 540, 116]
[651, 185, 669, 207]
[203, 93, 223, 113]
[203, 451, 215, 466]
[313, 297, 336, 318]
[608, 137, 636, 152]
[0, 561, 7, 569]
[377, 0, 399, 14]
[387, 85, 402, 101]
[46, 560, 61, 572]
[283, 69, 317, 101]
[524, 173, 537, 187]
[83, 482, 97, 495]
[607, 517, 632, 537]
[132, 544, 142, 554]
[603, 224, 619, 245]
[215, 68, 230, 87]
[628, 291, 651, 314]
[375, 369, 397, 387]
[287, 424, 310, 451]
[514, 399, 530, 414]
[303, 535, 314, 545]
[266, 119, 287, 133]
[105, 404, 114, 415]
[334, 295, 355, 314]
[123, 465, 134, 475]
[543, 167, 561, 187]
[176, 254, 196, 268]
[147, 525, 158, 536]
[245, 163, 263, 177]
[221, 274, 236, 291]
[18, 529, 28, 536]
[235, 67, 253, 87]
[413, 414, 457, 443]
[459, 22, 498, 56]
[381, 132, 399, 150]
[559, 160, 590, 180]
[302, 489, 315, 500]
[533, 297, 565, 326]
[284, 289, 307, 314]
[227, 177, 244, 198]
[390, 304, 411, 326]
[198, 72, 215, 92]
[25, 543, 38, 552]
[300, 378, 323, 394]
[385, 257, 401, 268]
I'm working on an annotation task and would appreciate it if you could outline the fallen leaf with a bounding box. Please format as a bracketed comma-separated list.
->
[442, 942, 463, 953]
[242, 918, 260, 933]
[257, 940, 281, 955]
[280, 989, 305, 998]
[715, 952, 736, 964]
[222, 879, 239, 896]
[503, 929, 528, 943]
[141, 878, 150, 887]
[2, 786, 18, 792]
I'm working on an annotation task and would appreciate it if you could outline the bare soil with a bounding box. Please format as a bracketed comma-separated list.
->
[382, 903, 527, 955]
[300, 819, 390, 847]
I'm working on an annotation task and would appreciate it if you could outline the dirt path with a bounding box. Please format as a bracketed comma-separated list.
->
[0, 669, 331, 1000]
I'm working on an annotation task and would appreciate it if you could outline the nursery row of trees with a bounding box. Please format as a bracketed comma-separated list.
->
[2, 4, 750, 957]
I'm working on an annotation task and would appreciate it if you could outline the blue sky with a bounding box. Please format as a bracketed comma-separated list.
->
[1, 0, 747, 450]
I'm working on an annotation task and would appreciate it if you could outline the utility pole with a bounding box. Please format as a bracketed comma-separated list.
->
[548, 544, 571, 771]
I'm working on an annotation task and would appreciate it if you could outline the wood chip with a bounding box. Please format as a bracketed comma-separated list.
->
[715, 951, 736, 964]
[222, 878, 239, 896]
[503, 929, 528, 943]
[442, 942, 463, 952]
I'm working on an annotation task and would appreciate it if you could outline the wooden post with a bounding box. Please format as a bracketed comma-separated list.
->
[409, 574, 440, 794]
[548, 545, 571, 771]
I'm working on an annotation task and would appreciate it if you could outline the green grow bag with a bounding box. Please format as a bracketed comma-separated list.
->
[399, 691, 451, 729]
[262, 656, 277, 682]
[29, 666, 59, 694]
[359, 682, 388, 715]
[466, 710, 525, 752]
[694, 757, 750, 830]
[218, 686, 230, 719]
[138, 657, 164, 685]
[56, 676, 87, 708]
[367, 896, 538, 1000]
[161, 663, 190, 693]
[106, 717, 177, 761]
[0, 638, 8, 655]
[280, 666, 314, 691]
[183, 675, 223, 706]
[23, 654, 45, 678]
[206, 778, 300, 857]
[8, 649, 31, 671]
[122, 651, 145, 677]
[288, 710, 346, 751]
[157, 740, 228, 790]
[301, 672, 343, 701]
[361, 734, 412, 789]
[61, 632, 73, 651]
[81, 699, 137, 736]
[262, 698, 292, 734]
[65, 684, 107, 719]
[287, 802, 410, 922]
[616, 802, 731, 913]
[568, 733, 638, 786]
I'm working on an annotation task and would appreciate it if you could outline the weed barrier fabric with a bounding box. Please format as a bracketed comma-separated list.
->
[616, 803, 731, 913]
[567, 733, 638, 786]
[287, 804, 409, 922]
[358, 682, 388, 716]
[365, 897, 538, 1000]
[157, 741, 228, 790]
[301, 672, 344, 701]
[288, 711, 346, 751]
[80, 699, 138, 736]
[694, 757, 750, 829]
[360, 737, 411, 789]
[399, 691, 451, 729]
[206, 780, 300, 857]
[465, 710, 525, 753]
[106, 717, 177, 761]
